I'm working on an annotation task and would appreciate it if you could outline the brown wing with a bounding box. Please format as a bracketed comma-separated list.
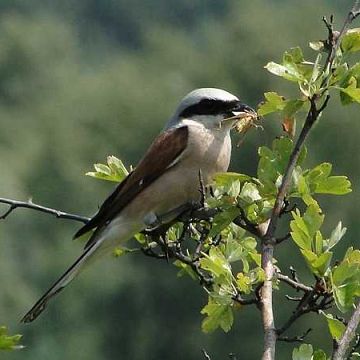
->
[74, 126, 189, 240]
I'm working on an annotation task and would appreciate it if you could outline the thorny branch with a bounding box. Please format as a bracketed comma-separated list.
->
[0, 197, 89, 224]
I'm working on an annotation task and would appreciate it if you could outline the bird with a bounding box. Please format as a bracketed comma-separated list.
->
[21, 88, 256, 323]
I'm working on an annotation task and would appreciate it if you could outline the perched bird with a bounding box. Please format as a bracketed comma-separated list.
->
[22, 88, 256, 323]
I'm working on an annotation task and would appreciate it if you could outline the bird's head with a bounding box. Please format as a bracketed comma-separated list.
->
[166, 88, 257, 131]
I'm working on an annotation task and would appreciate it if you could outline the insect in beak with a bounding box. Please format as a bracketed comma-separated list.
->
[221, 104, 259, 134]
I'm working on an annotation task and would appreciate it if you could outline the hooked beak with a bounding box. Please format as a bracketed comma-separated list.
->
[231, 103, 257, 118]
[221, 102, 258, 125]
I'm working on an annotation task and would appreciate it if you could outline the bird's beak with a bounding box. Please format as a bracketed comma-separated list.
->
[221, 103, 258, 129]
[231, 103, 257, 119]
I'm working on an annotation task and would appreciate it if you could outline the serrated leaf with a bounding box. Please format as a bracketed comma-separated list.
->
[321, 312, 346, 340]
[201, 298, 234, 333]
[316, 176, 352, 195]
[200, 247, 232, 282]
[258, 92, 287, 116]
[342, 28, 360, 53]
[341, 76, 360, 103]
[304, 162, 352, 195]
[292, 344, 313, 360]
[331, 249, 360, 312]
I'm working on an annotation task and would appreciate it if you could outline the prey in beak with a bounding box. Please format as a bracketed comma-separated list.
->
[221, 103, 260, 135]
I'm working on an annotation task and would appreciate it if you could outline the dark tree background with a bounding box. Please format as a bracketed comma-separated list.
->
[0, 1, 358, 359]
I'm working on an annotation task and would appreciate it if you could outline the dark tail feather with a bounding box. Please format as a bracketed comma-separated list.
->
[21, 241, 99, 323]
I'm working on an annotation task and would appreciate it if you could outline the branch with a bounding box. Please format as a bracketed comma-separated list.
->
[278, 328, 312, 343]
[0, 197, 89, 224]
[277, 291, 333, 336]
[276, 273, 313, 293]
[333, 301, 360, 360]
[260, 3, 360, 358]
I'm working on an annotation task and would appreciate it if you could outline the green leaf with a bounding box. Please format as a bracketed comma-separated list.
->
[331, 249, 360, 312]
[86, 156, 129, 182]
[290, 204, 324, 251]
[304, 162, 352, 195]
[342, 28, 360, 53]
[326, 221, 347, 251]
[301, 249, 332, 277]
[321, 312, 346, 341]
[224, 236, 244, 263]
[313, 349, 327, 360]
[292, 344, 313, 360]
[0, 326, 23, 351]
[107, 155, 129, 179]
[236, 273, 252, 294]
[200, 247, 232, 282]
[113, 247, 127, 257]
[213, 172, 251, 187]
[264, 62, 304, 82]
[330, 63, 349, 86]
[209, 207, 240, 237]
[258, 92, 287, 116]
[283, 47, 304, 64]
[173, 260, 197, 280]
[341, 76, 360, 104]
[283, 99, 305, 118]
[316, 176, 352, 195]
[239, 182, 261, 203]
[257, 137, 296, 194]
[201, 298, 234, 333]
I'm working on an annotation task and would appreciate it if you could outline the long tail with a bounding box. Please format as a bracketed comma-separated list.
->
[21, 240, 101, 323]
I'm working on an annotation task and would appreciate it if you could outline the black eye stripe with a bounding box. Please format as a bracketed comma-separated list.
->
[179, 99, 240, 118]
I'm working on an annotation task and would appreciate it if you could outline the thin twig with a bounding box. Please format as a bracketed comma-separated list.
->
[277, 292, 333, 336]
[276, 273, 313, 293]
[202, 349, 211, 360]
[0, 197, 89, 223]
[333, 301, 360, 360]
[278, 328, 312, 343]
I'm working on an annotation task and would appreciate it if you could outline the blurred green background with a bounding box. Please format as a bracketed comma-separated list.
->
[0, 0, 359, 359]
